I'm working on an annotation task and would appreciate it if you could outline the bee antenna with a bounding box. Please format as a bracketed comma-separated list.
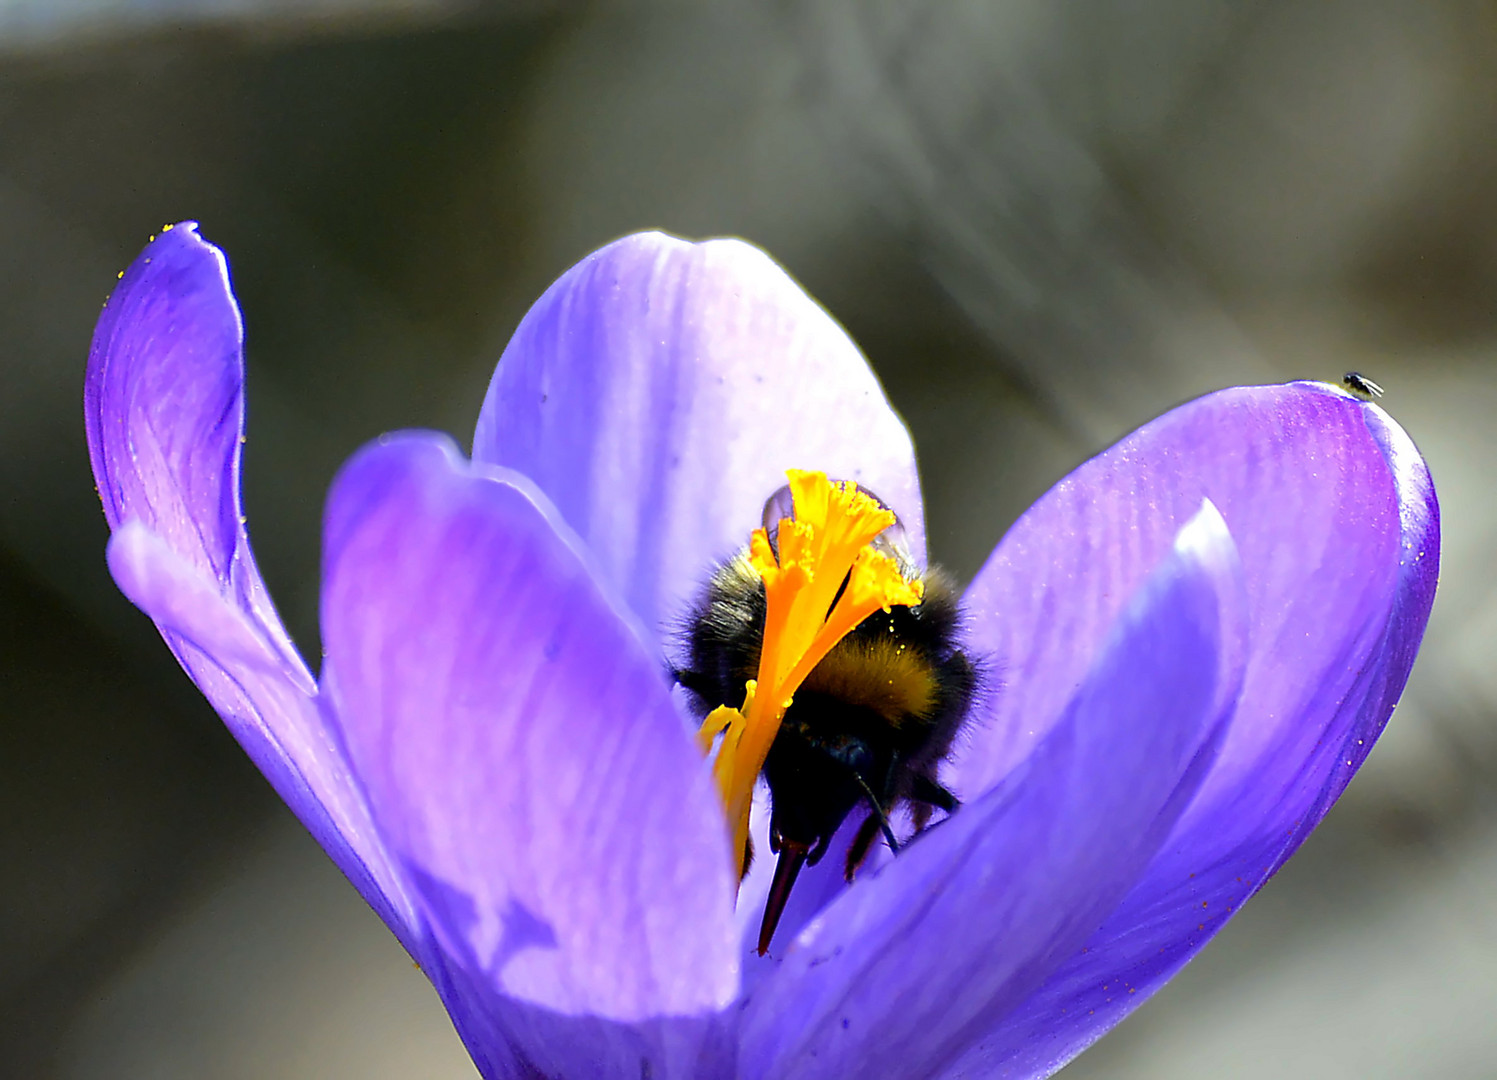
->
[849, 772, 900, 854]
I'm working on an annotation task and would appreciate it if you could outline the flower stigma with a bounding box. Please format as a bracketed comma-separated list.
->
[695, 469, 925, 877]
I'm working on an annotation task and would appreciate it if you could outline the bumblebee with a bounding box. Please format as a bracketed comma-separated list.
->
[675, 484, 977, 955]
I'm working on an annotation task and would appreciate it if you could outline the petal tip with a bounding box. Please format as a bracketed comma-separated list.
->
[86, 219, 246, 545]
[132, 219, 221, 272]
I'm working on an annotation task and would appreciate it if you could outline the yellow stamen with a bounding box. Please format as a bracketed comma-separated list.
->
[695, 470, 925, 877]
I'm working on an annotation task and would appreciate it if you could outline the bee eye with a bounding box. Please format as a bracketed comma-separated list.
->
[760, 480, 914, 569]
[827, 738, 874, 776]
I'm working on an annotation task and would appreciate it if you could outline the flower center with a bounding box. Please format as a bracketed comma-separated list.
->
[696, 470, 925, 877]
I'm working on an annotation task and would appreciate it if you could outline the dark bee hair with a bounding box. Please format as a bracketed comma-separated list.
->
[674, 499, 978, 955]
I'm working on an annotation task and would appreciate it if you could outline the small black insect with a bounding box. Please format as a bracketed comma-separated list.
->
[1342, 372, 1384, 400]
[675, 487, 977, 955]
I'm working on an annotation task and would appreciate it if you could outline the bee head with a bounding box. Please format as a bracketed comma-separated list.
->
[763, 691, 889, 865]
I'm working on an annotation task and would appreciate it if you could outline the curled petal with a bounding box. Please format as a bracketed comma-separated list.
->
[741, 505, 1246, 1080]
[473, 231, 923, 641]
[319, 432, 738, 1077]
[86, 224, 414, 948]
[87, 223, 296, 665]
[109, 521, 295, 678]
[944, 382, 1439, 1076]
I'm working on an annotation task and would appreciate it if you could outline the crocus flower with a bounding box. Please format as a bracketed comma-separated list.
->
[86, 222, 1438, 1080]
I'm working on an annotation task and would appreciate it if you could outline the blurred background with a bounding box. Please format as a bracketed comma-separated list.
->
[2, 1, 1494, 1076]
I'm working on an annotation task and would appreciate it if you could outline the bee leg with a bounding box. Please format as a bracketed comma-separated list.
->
[844, 813, 882, 881]
[910, 773, 959, 814]
[850, 772, 901, 855]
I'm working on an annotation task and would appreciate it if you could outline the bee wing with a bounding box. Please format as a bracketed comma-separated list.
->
[760, 481, 917, 572]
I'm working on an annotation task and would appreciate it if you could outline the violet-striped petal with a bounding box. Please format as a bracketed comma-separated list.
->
[472, 231, 924, 640]
[940, 382, 1439, 1078]
[740, 504, 1247, 1080]
[318, 432, 739, 1078]
[85, 223, 416, 950]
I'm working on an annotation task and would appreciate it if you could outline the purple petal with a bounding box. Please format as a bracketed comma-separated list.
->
[87, 223, 291, 654]
[941, 382, 1439, 1077]
[86, 224, 416, 949]
[472, 231, 923, 641]
[318, 432, 739, 1078]
[108, 521, 299, 677]
[739, 505, 1247, 1080]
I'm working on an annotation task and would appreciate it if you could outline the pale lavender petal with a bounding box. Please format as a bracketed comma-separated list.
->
[319, 432, 739, 1078]
[86, 224, 416, 949]
[940, 382, 1439, 1077]
[740, 505, 1247, 1080]
[472, 231, 923, 641]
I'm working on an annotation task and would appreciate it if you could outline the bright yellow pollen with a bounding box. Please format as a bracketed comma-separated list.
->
[696, 470, 924, 877]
